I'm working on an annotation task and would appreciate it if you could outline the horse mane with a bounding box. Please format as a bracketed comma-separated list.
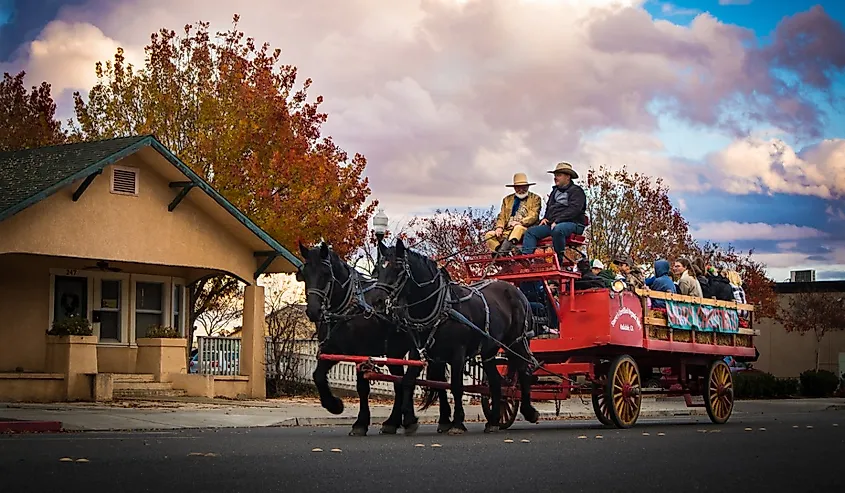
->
[403, 246, 452, 284]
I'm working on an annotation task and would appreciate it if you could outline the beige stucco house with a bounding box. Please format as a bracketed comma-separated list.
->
[754, 280, 845, 379]
[0, 135, 302, 402]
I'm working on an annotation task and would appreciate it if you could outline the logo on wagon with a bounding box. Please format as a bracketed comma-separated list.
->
[611, 307, 642, 331]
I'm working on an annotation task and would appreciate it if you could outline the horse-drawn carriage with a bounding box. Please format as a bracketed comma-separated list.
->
[299, 229, 757, 434]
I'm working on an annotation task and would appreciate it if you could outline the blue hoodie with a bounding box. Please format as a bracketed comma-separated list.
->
[645, 259, 676, 309]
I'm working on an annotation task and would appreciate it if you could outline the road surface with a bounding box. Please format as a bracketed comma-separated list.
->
[1, 408, 842, 492]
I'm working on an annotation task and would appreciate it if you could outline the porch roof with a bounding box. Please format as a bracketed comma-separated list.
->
[0, 135, 302, 272]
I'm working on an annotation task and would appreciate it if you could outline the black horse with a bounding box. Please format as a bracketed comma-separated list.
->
[297, 242, 453, 435]
[369, 238, 540, 435]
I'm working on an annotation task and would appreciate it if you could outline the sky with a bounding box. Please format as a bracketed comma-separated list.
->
[1, 0, 844, 282]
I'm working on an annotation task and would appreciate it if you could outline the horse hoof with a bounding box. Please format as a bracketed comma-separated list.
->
[484, 424, 499, 434]
[380, 424, 398, 435]
[403, 422, 420, 436]
[324, 398, 344, 415]
[447, 427, 466, 436]
[349, 427, 367, 437]
[436, 422, 452, 434]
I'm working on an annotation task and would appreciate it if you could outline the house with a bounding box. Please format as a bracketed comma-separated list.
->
[0, 135, 302, 402]
[753, 280, 845, 378]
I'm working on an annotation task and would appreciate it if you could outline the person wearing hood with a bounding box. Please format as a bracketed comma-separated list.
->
[645, 259, 677, 309]
[485, 173, 542, 254]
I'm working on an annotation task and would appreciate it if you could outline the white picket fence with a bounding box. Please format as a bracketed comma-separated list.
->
[196, 336, 241, 375]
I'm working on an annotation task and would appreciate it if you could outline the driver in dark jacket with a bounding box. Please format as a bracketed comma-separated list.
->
[521, 161, 587, 260]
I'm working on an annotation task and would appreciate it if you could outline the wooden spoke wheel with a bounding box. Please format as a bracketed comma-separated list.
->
[704, 359, 734, 424]
[591, 384, 613, 427]
[605, 355, 642, 429]
[481, 395, 519, 430]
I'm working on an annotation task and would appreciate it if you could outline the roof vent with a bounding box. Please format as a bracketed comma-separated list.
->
[111, 167, 138, 196]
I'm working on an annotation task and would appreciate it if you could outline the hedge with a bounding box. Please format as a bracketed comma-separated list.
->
[734, 371, 798, 399]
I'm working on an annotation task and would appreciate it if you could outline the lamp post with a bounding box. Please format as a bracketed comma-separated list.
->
[373, 208, 389, 243]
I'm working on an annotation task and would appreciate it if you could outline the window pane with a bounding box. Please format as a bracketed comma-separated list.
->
[101, 280, 120, 309]
[136, 313, 162, 338]
[54, 276, 88, 322]
[174, 285, 182, 314]
[136, 282, 162, 311]
[100, 311, 121, 340]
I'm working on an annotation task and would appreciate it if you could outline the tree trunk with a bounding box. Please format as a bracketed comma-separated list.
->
[815, 337, 821, 373]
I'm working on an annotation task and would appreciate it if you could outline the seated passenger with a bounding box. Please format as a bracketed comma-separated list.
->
[591, 259, 616, 288]
[707, 265, 735, 302]
[723, 269, 749, 321]
[521, 162, 587, 263]
[484, 173, 542, 254]
[645, 259, 677, 309]
[693, 257, 712, 298]
[672, 257, 703, 298]
[575, 259, 607, 290]
[612, 253, 645, 290]
[519, 281, 559, 333]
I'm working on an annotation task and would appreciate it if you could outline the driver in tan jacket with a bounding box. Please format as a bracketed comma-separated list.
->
[484, 173, 542, 254]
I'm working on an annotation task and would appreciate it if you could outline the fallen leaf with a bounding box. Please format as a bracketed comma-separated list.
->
[595, 435, 603, 439]
[415, 444, 425, 448]
[331, 448, 342, 453]
[577, 435, 587, 439]
[311, 448, 323, 452]
[59, 458, 73, 462]
[75, 458, 89, 463]
[657, 433, 665, 436]
[504, 439, 514, 443]
[642, 432, 650, 436]
[431, 444, 442, 448]
[520, 439, 530, 443]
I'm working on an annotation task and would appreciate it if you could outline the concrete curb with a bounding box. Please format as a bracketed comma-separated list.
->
[270, 409, 709, 428]
[0, 419, 63, 434]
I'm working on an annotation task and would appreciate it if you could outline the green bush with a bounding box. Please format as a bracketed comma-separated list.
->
[144, 325, 180, 338]
[734, 371, 798, 399]
[798, 369, 840, 398]
[47, 315, 93, 336]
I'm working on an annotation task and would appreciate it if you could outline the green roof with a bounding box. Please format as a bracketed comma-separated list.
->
[0, 135, 302, 270]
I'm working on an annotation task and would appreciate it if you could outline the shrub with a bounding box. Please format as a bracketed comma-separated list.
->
[798, 369, 840, 398]
[734, 371, 798, 399]
[144, 325, 180, 338]
[48, 315, 93, 336]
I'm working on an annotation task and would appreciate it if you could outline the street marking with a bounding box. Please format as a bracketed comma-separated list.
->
[577, 435, 587, 439]
[642, 432, 650, 436]
[415, 443, 425, 447]
[431, 444, 442, 448]
[657, 433, 665, 436]
[75, 458, 89, 463]
[59, 458, 73, 462]
[331, 448, 342, 453]
[595, 435, 603, 439]
[520, 439, 530, 443]
[759, 428, 766, 431]
[311, 448, 323, 452]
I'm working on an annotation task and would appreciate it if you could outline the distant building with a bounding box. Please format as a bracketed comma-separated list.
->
[754, 280, 845, 378]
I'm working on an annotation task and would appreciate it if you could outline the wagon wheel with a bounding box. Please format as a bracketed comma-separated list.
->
[480, 373, 520, 430]
[591, 382, 613, 427]
[605, 355, 642, 429]
[703, 359, 734, 424]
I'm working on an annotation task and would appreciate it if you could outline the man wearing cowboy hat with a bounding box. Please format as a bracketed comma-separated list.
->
[521, 161, 587, 259]
[484, 172, 542, 253]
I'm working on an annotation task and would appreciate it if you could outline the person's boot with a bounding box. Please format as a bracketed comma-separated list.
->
[498, 239, 513, 255]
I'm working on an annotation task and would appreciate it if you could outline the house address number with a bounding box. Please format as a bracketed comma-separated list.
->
[65, 269, 78, 276]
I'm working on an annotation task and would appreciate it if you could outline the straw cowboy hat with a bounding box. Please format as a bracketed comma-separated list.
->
[548, 161, 579, 179]
[505, 172, 536, 187]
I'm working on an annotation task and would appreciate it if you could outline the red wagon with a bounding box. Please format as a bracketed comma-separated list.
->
[321, 236, 758, 430]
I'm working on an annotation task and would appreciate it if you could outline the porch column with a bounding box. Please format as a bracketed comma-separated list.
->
[241, 284, 267, 399]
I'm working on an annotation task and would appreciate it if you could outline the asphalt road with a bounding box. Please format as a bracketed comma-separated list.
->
[1, 409, 843, 493]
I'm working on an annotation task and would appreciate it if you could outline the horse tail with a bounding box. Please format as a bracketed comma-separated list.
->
[418, 361, 446, 412]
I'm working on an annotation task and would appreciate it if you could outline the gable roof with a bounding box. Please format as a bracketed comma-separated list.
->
[0, 135, 301, 269]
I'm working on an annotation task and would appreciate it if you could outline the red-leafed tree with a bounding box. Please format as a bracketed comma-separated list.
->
[778, 288, 845, 372]
[402, 207, 496, 282]
[0, 71, 66, 152]
[584, 165, 696, 271]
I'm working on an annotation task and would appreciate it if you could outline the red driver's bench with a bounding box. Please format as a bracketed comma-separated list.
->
[512, 216, 589, 268]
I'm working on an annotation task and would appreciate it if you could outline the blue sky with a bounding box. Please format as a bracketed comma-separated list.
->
[1, 0, 845, 282]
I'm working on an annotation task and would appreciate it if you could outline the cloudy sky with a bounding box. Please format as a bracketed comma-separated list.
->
[2, 0, 844, 282]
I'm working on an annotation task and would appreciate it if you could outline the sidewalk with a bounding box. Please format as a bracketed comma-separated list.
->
[1, 396, 842, 433]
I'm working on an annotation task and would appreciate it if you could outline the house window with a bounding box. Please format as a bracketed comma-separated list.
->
[173, 284, 184, 336]
[135, 282, 163, 338]
[54, 276, 88, 324]
[99, 279, 122, 341]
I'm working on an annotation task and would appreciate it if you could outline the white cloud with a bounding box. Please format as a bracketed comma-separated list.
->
[826, 205, 845, 221]
[690, 221, 829, 242]
[718, 0, 752, 5]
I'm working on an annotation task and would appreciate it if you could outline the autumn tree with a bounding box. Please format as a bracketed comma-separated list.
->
[778, 288, 845, 372]
[584, 165, 696, 268]
[70, 15, 377, 337]
[402, 207, 496, 282]
[0, 71, 66, 152]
